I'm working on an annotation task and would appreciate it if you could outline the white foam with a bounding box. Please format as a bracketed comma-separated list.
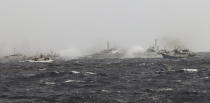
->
[183, 69, 198, 72]
[64, 80, 75, 83]
[71, 71, 80, 74]
[64, 80, 84, 83]
[101, 89, 111, 93]
[204, 77, 209, 79]
[86, 72, 96, 75]
[159, 88, 173, 91]
[39, 68, 47, 71]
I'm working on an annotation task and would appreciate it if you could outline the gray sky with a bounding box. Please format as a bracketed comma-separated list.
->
[1, 0, 210, 55]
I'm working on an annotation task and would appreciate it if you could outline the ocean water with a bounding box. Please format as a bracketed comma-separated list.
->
[0, 54, 210, 103]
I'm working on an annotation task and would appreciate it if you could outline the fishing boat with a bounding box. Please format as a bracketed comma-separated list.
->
[160, 48, 196, 59]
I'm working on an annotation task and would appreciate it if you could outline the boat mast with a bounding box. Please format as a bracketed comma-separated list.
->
[107, 41, 110, 49]
[154, 39, 157, 47]
[154, 39, 159, 50]
[13, 48, 16, 55]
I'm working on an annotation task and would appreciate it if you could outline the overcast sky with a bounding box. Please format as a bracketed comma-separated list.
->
[0, 0, 210, 55]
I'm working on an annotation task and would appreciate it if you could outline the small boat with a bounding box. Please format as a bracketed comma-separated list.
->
[25, 58, 54, 63]
[160, 48, 196, 59]
[25, 55, 55, 63]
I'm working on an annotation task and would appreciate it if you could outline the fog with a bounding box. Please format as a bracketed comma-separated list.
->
[0, 0, 210, 57]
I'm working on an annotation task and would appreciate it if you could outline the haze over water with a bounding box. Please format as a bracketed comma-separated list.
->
[1, 0, 210, 57]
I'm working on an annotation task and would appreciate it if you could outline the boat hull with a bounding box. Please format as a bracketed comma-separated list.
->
[25, 60, 54, 63]
[161, 54, 183, 59]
